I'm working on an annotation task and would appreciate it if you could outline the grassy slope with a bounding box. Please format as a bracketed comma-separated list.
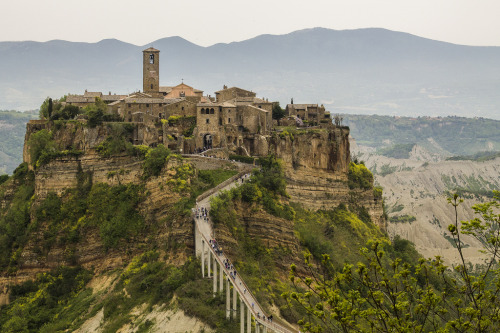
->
[0, 152, 238, 332]
[209, 158, 419, 327]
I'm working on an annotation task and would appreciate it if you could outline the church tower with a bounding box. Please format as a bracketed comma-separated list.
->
[143, 47, 160, 96]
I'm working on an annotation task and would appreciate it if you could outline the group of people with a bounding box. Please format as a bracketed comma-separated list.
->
[223, 259, 237, 279]
[195, 206, 209, 222]
[209, 239, 223, 256]
[256, 312, 273, 323]
[195, 171, 282, 330]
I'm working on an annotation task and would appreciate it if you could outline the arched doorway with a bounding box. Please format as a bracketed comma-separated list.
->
[203, 134, 213, 149]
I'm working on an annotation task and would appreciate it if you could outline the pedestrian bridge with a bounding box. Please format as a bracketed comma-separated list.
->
[193, 171, 297, 333]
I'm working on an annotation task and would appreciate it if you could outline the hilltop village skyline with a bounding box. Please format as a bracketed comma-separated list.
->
[62, 48, 333, 154]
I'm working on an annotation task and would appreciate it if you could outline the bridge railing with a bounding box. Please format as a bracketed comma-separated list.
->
[195, 222, 295, 333]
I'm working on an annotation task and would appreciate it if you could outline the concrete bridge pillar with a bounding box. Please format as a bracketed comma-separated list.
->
[233, 283, 237, 319]
[207, 250, 211, 278]
[240, 296, 245, 333]
[213, 257, 217, 296]
[247, 307, 251, 333]
[219, 263, 224, 291]
[201, 240, 205, 278]
[226, 278, 231, 319]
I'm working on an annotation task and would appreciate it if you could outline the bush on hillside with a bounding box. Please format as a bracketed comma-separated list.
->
[348, 161, 373, 190]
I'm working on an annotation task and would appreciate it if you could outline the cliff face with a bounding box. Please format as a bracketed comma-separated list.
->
[0, 121, 385, 307]
[0, 121, 199, 306]
[215, 202, 301, 271]
[268, 127, 384, 229]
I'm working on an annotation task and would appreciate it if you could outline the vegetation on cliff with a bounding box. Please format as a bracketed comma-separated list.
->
[0, 163, 35, 271]
[0, 252, 238, 333]
[286, 193, 500, 332]
[0, 150, 240, 331]
[208, 156, 406, 326]
[39, 97, 122, 126]
[347, 161, 373, 190]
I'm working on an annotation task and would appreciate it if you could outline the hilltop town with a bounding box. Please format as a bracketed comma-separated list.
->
[63, 48, 333, 155]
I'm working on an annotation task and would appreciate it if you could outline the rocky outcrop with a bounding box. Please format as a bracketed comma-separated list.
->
[267, 127, 385, 229]
[214, 202, 302, 271]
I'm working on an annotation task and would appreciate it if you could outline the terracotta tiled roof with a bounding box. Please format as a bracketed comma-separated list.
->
[83, 91, 103, 98]
[66, 95, 95, 103]
[124, 97, 167, 104]
[129, 92, 152, 98]
[102, 95, 127, 102]
[287, 104, 319, 109]
[214, 86, 253, 94]
[159, 86, 173, 93]
[163, 98, 185, 105]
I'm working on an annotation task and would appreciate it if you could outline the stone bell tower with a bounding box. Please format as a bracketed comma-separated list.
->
[143, 47, 160, 96]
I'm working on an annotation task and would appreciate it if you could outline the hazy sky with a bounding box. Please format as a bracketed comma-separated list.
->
[2, 0, 500, 46]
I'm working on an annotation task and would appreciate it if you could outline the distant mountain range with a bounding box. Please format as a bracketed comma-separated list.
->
[1, 27, 500, 119]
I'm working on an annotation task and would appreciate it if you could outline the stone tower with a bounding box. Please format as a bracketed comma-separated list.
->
[143, 47, 160, 96]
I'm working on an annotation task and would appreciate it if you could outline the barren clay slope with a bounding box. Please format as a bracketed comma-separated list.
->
[357, 147, 500, 265]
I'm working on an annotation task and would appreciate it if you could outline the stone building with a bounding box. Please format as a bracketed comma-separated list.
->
[285, 103, 331, 125]
[63, 47, 334, 154]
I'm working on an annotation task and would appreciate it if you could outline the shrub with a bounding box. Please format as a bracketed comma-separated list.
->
[142, 144, 171, 178]
[229, 154, 254, 164]
[83, 98, 108, 127]
[348, 161, 373, 190]
[27, 129, 58, 168]
[50, 105, 80, 120]
[86, 183, 144, 249]
[0, 174, 9, 185]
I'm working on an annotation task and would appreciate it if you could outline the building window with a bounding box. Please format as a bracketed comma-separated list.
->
[201, 108, 205, 114]
[128, 104, 131, 108]
[146, 104, 149, 108]
[206, 119, 210, 124]
[228, 118, 231, 123]
[151, 84, 153, 89]
[210, 108, 215, 114]
[181, 107, 184, 111]
[149, 54, 154, 64]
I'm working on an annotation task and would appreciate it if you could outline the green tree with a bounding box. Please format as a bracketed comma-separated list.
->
[142, 144, 171, 178]
[285, 192, 500, 332]
[84, 98, 107, 127]
[272, 102, 286, 120]
[39, 96, 65, 119]
[27, 129, 57, 168]
[48, 98, 53, 119]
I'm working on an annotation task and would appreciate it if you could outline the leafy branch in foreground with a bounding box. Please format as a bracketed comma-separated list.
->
[284, 191, 500, 332]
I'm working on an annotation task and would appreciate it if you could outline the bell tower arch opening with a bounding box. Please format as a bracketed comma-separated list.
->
[143, 47, 160, 96]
